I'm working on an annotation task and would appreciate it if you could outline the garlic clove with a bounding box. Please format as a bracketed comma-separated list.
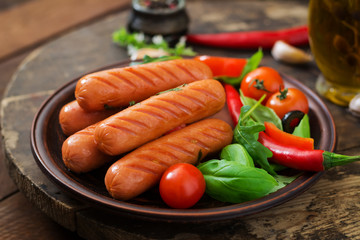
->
[349, 93, 360, 117]
[271, 40, 313, 64]
[130, 48, 170, 61]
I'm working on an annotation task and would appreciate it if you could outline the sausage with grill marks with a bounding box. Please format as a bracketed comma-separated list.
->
[62, 123, 115, 173]
[59, 100, 121, 136]
[75, 59, 213, 111]
[105, 118, 233, 201]
[94, 79, 226, 156]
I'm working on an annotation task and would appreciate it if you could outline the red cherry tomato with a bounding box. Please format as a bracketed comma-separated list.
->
[240, 66, 284, 103]
[266, 88, 309, 119]
[193, 55, 247, 77]
[159, 163, 206, 209]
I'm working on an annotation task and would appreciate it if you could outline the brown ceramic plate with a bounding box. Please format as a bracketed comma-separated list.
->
[31, 60, 336, 222]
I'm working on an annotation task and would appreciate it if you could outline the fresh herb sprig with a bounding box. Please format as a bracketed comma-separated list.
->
[112, 28, 196, 57]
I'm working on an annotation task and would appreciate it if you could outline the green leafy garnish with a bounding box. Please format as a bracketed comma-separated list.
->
[216, 48, 263, 86]
[269, 174, 299, 193]
[198, 160, 278, 203]
[233, 103, 276, 175]
[142, 55, 182, 63]
[220, 144, 255, 167]
[112, 27, 196, 57]
[155, 85, 186, 95]
[239, 48, 263, 80]
[292, 114, 311, 138]
[130, 55, 183, 66]
[239, 90, 283, 130]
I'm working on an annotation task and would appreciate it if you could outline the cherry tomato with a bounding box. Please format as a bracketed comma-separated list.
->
[266, 88, 309, 119]
[194, 55, 247, 77]
[159, 163, 206, 209]
[240, 66, 284, 102]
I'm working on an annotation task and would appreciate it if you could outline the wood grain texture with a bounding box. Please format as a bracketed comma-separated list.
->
[0, 52, 30, 200]
[0, 192, 81, 240]
[0, 0, 131, 61]
[2, 0, 360, 239]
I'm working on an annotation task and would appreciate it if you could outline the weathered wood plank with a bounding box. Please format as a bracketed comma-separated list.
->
[0, 52, 30, 200]
[0, 0, 131, 61]
[243, 163, 360, 239]
[0, 192, 81, 240]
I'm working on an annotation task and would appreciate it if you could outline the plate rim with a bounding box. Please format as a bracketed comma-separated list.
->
[30, 60, 336, 222]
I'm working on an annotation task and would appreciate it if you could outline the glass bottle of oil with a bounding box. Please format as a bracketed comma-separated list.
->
[309, 0, 360, 106]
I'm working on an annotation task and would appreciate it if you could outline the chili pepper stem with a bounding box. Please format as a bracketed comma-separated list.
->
[323, 151, 360, 170]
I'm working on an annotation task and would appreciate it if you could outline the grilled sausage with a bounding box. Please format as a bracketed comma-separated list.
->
[105, 118, 233, 200]
[94, 79, 226, 156]
[59, 100, 121, 136]
[75, 59, 213, 111]
[62, 124, 114, 173]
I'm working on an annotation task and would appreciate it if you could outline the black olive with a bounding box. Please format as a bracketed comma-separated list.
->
[282, 110, 305, 133]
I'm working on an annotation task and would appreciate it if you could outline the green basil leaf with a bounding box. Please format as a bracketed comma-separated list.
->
[269, 174, 300, 193]
[197, 160, 278, 203]
[238, 48, 263, 81]
[220, 144, 255, 167]
[292, 114, 311, 138]
[270, 163, 288, 172]
[240, 90, 283, 130]
[234, 105, 276, 175]
[216, 75, 243, 86]
[143, 55, 182, 64]
[216, 48, 263, 86]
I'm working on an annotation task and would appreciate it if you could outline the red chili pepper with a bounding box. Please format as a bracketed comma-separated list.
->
[187, 25, 309, 49]
[258, 131, 360, 172]
[224, 84, 243, 126]
[264, 121, 314, 150]
[193, 55, 247, 77]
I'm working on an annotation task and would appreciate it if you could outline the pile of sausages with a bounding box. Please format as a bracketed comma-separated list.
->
[59, 59, 233, 201]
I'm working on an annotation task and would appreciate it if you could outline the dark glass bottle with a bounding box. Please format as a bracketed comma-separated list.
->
[127, 0, 189, 46]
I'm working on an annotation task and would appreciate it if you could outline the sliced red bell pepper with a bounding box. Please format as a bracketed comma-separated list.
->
[193, 55, 247, 77]
[264, 121, 314, 150]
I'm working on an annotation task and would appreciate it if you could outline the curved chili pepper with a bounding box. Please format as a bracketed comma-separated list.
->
[186, 25, 309, 49]
[258, 131, 360, 172]
[193, 55, 247, 77]
[224, 84, 243, 126]
[264, 121, 314, 150]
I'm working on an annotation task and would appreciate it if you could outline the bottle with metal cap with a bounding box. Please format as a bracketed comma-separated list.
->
[127, 0, 189, 45]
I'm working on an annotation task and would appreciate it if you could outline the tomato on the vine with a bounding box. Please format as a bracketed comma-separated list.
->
[240, 66, 284, 102]
[194, 55, 247, 77]
[266, 88, 309, 119]
[159, 163, 205, 209]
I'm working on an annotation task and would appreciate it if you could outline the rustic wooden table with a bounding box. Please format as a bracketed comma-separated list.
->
[2, 0, 360, 239]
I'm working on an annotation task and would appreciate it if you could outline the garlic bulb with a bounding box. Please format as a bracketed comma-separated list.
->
[271, 40, 313, 64]
[130, 48, 170, 61]
[349, 93, 360, 117]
